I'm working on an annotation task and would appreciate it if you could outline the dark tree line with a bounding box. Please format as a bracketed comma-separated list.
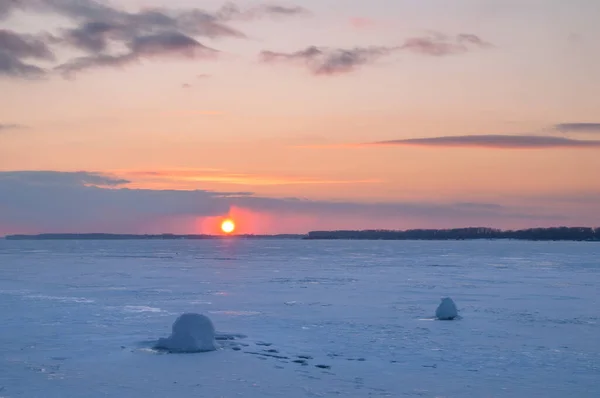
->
[305, 227, 600, 241]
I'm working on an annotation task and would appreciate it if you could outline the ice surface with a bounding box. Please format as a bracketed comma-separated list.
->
[154, 313, 218, 353]
[435, 297, 458, 320]
[1, 239, 600, 397]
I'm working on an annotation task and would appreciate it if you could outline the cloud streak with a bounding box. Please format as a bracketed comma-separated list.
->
[367, 135, 600, 149]
[216, 3, 310, 21]
[116, 169, 381, 188]
[0, 123, 26, 131]
[259, 33, 491, 75]
[0, 171, 129, 187]
[259, 45, 396, 75]
[554, 123, 600, 133]
[400, 33, 492, 56]
[298, 135, 600, 150]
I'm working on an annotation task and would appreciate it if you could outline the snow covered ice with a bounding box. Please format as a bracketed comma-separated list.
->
[1, 239, 599, 397]
[154, 313, 218, 353]
[435, 297, 458, 320]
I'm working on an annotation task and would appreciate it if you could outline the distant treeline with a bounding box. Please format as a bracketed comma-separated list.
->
[5, 227, 600, 241]
[4, 233, 304, 240]
[305, 227, 600, 241]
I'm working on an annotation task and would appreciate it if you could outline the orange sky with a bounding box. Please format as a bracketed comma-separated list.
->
[1, 0, 600, 233]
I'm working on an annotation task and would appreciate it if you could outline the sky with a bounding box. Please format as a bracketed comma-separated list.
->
[1, 0, 600, 235]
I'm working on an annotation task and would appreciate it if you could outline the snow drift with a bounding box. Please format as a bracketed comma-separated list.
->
[154, 313, 219, 353]
[435, 297, 458, 320]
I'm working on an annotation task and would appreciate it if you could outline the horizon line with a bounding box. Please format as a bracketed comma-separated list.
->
[3, 226, 600, 240]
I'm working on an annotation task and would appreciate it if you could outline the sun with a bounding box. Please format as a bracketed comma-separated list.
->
[221, 219, 235, 234]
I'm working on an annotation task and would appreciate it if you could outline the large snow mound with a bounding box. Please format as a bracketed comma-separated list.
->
[435, 297, 458, 320]
[154, 313, 219, 353]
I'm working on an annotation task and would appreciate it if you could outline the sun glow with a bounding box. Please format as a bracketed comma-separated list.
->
[221, 219, 235, 234]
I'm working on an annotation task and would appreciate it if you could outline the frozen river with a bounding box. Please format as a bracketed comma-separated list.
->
[1, 239, 598, 397]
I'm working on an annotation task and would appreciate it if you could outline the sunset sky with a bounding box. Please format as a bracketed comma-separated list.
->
[1, 0, 600, 235]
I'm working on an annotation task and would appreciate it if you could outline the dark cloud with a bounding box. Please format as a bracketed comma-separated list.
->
[130, 32, 213, 56]
[260, 45, 396, 75]
[56, 32, 217, 77]
[216, 2, 310, 21]
[173, 9, 245, 38]
[3, 1, 306, 79]
[0, 29, 55, 78]
[0, 170, 562, 234]
[400, 33, 491, 56]
[554, 123, 600, 133]
[62, 21, 128, 53]
[0, 50, 46, 78]
[367, 135, 600, 149]
[51, 2, 240, 76]
[31, 0, 305, 39]
[35, 0, 305, 27]
[33, 0, 123, 22]
[0, 171, 227, 233]
[0, 29, 54, 60]
[260, 32, 491, 75]
[456, 33, 492, 47]
[262, 5, 308, 15]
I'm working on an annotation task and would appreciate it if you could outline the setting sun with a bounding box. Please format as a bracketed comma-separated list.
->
[221, 219, 235, 234]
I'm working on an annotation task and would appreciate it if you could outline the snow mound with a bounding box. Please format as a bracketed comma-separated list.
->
[154, 313, 219, 353]
[435, 297, 458, 320]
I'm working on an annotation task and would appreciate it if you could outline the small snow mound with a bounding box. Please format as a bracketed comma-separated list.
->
[435, 297, 458, 320]
[154, 313, 218, 353]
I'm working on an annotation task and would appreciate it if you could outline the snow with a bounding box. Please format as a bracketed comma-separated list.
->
[1, 239, 599, 397]
[435, 297, 458, 320]
[154, 313, 218, 353]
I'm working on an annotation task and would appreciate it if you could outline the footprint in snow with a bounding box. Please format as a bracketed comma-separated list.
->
[134, 313, 337, 372]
